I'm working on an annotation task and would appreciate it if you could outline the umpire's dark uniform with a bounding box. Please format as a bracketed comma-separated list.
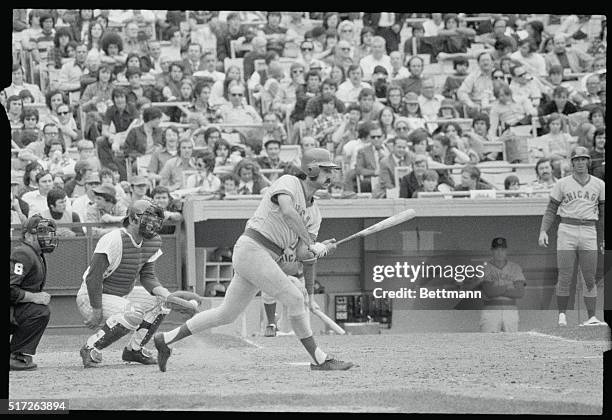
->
[10, 240, 51, 365]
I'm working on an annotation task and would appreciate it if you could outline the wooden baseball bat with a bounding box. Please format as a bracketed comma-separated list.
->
[336, 209, 417, 246]
[311, 308, 346, 335]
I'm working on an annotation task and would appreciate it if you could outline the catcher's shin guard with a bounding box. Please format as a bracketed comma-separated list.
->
[90, 319, 132, 350]
[137, 312, 167, 348]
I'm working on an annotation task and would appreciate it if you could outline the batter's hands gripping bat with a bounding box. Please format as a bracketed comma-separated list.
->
[164, 291, 203, 317]
[311, 307, 346, 335]
[335, 209, 417, 246]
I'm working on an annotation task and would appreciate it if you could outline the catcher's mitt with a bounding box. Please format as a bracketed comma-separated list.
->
[164, 291, 203, 318]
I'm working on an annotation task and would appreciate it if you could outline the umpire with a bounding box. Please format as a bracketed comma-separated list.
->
[10, 215, 58, 371]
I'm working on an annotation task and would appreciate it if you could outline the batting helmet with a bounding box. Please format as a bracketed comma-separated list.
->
[300, 148, 339, 177]
[570, 146, 591, 160]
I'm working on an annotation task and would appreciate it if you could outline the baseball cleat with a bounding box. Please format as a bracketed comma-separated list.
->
[80, 345, 102, 368]
[10, 353, 37, 371]
[579, 316, 608, 327]
[153, 333, 172, 372]
[310, 355, 354, 371]
[558, 313, 567, 327]
[122, 347, 157, 365]
[264, 324, 277, 337]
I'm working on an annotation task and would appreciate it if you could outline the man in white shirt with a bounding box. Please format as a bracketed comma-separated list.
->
[422, 13, 444, 37]
[218, 84, 262, 125]
[418, 77, 445, 121]
[336, 65, 372, 104]
[389, 51, 410, 82]
[71, 173, 102, 223]
[5, 64, 44, 103]
[193, 52, 225, 83]
[359, 36, 393, 83]
[58, 43, 89, 97]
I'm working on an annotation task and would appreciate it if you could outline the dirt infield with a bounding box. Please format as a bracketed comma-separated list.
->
[9, 327, 610, 413]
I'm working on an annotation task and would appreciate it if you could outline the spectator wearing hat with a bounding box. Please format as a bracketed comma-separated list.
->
[371, 66, 390, 100]
[442, 57, 470, 100]
[393, 56, 425, 96]
[64, 160, 93, 199]
[402, 92, 426, 131]
[359, 36, 392, 83]
[40, 187, 83, 237]
[544, 33, 593, 75]
[437, 99, 461, 119]
[71, 172, 102, 223]
[419, 78, 445, 121]
[336, 64, 372, 104]
[124, 175, 153, 207]
[256, 138, 290, 181]
[474, 237, 526, 333]
[86, 182, 128, 236]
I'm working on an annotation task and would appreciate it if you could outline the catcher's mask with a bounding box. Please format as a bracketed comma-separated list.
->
[124, 200, 165, 239]
[23, 215, 58, 253]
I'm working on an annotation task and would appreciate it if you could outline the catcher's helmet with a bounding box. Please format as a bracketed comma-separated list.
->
[570, 146, 591, 160]
[22, 215, 58, 253]
[123, 200, 165, 239]
[300, 148, 339, 178]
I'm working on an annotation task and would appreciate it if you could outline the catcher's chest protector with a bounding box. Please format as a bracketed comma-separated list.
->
[103, 232, 162, 297]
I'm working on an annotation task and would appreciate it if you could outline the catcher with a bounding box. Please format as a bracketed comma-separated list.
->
[76, 200, 201, 368]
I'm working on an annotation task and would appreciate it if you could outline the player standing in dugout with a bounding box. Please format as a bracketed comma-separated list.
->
[154, 148, 354, 371]
[10, 215, 58, 370]
[538, 146, 606, 327]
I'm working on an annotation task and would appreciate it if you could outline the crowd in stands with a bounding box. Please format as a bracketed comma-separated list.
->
[8, 11, 606, 231]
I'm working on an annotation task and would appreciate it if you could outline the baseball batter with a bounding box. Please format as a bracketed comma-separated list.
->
[539, 147, 606, 327]
[154, 148, 354, 371]
[262, 198, 321, 337]
[77, 200, 197, 367]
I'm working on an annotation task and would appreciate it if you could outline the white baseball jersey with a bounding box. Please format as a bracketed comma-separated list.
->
[247, 175, 322, 251]
[550, 175, 605, 220]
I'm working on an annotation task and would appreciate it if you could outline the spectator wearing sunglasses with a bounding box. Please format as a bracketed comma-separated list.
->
[276, 62, 305, 116]
[509, 65, 543, 109]
[218, 84, 262, 125]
